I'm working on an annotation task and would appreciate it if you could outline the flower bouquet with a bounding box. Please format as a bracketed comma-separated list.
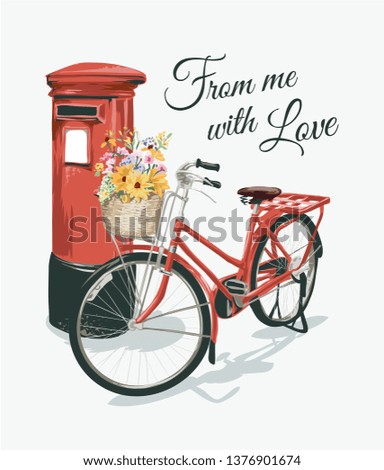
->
[94, 128, 171, 239]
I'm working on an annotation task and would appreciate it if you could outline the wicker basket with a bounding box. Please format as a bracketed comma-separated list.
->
[101, 194, 162, 239]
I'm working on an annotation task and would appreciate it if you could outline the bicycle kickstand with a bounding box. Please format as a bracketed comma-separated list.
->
[285, 272, 309, 334]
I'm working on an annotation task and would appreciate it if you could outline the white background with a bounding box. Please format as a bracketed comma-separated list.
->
[1, 0, 384, 463]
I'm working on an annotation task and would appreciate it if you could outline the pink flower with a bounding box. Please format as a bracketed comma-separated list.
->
[102, 157, 116, 174]
[158, 163, 167, 172]
[144, 153, 154, 164]
[116, 146, 129, 156]
[101, 152, 113, 161]
[130, 150, 142, 159]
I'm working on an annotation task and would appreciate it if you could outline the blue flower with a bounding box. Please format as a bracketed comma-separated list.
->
[120, 156, 133, 166]
[141, 137, 158, 151]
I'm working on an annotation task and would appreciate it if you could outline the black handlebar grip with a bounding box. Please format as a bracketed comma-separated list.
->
[203, 178, 222, 189]
[196, 159, 220, 172]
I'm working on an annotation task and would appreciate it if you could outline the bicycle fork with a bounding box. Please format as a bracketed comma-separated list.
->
[134, 242, 178, 325]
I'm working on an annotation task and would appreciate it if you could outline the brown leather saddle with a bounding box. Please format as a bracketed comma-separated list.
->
[237, 186, 282, 203]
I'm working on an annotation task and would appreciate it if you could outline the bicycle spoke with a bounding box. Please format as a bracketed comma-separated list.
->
[82, 325, 128, 338]
[162, 346, 178, 370]
[139, 265, 156, 312]
[159, 280, 184, 310]
[110, 348, 127, 380]
[95, 347, 122, 369]
[111, 280, 135, 313]
[87, 301, 127, 321]
[80, 312, 127, 323]
[137, 261, 153, 313]
[142, 326, 209, 338]
[126, 350, 134, 384]
[167, 291, 192, 312]
[170, 345, 189, 360]
[116, 266, 137, 311]
[142, 302, 210, 323]
[104, 288, 125, 319]
[172, 343, 195, 354]
[146, 353, 158, 384]
[112, 235, 143, 312]
[95, 289, 127, 322]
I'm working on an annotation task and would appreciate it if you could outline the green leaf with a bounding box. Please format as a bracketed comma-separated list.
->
[94, 171, 101, 177]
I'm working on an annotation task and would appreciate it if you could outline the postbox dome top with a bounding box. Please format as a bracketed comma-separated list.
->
[47, 62, 146, 97]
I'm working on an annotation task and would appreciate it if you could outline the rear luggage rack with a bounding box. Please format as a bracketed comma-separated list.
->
[259, 193, 330, 215]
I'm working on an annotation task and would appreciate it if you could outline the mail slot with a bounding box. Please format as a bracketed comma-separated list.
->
[46, 62, 146, 330]
[57, 105, 98, 117]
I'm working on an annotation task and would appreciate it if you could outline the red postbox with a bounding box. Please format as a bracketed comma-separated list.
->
[47, 62, 146, 330]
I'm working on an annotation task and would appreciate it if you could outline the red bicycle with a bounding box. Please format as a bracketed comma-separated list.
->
[69, 159, 330, 395]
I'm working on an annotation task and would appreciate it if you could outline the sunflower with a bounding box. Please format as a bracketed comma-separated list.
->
[101, 130, 117, 148]
[149, 169, 170, 197]
[111, 164, 133, 192]
[125, 171, 152, 202]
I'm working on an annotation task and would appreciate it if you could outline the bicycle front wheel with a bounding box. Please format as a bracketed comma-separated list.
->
[250, 214, 320, 326]
[69, 252, 211, 396]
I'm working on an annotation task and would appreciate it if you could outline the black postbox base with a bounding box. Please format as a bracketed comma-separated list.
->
[48, 253, 100, 332]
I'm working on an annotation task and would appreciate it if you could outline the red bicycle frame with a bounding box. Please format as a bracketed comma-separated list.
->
[126, 192, 330, 345]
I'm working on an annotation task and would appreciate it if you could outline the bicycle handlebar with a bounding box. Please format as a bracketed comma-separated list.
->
[203, 177, 222, 189]
[196, 159, 220, 172]
[176, 159, 222, 190]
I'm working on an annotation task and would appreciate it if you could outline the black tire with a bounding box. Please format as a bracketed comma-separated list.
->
[69, 252, 211, 396]
[250, 214, 321, 326]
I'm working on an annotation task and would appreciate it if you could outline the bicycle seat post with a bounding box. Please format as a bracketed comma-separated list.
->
[252, 201, 261, 215]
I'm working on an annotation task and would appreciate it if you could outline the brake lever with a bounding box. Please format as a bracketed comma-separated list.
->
[176, 170, 205, 180]
[190, 187, 217, 204]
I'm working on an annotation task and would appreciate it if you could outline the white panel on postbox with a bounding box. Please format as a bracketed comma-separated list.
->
[65, 129, 88, 164]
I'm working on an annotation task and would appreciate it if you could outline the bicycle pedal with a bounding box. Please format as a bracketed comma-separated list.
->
[224, 279, 249, 296]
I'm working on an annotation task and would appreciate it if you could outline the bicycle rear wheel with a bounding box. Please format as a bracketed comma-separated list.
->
[69, 252, 211, 396]
[250, 214, 320, 326]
